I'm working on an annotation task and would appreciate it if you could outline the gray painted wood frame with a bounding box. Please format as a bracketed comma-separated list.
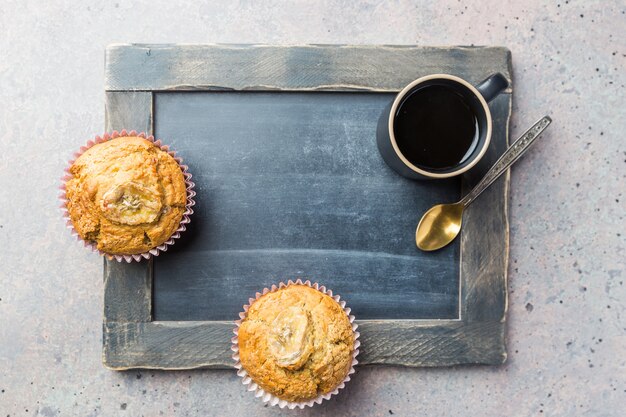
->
[103, 44, 511, 370]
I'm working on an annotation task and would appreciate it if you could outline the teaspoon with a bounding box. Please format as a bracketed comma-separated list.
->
[415, 116, 552, 251]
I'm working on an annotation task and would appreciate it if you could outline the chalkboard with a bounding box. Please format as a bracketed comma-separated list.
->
[102, 44, 511, 370]
[153, 91, 461, 321]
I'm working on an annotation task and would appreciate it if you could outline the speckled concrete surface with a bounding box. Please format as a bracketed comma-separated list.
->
[0, 1, 624, 416]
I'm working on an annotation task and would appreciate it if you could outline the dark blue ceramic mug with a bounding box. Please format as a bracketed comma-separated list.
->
[377, 73, 509, 180]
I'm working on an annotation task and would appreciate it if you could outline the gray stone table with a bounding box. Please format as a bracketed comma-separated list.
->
[0, 1, 624, 416]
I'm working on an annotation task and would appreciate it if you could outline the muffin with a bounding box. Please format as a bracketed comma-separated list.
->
[65, 135, 187, 255]
[235, 281, 358, 405]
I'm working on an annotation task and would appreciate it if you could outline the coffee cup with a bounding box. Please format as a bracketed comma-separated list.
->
[376, 73, 509, 180]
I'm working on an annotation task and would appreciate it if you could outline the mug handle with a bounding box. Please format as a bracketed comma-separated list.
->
[475, 73, 509, 102]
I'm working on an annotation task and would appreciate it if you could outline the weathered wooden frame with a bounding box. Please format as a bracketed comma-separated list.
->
[103, 44, 512, 370]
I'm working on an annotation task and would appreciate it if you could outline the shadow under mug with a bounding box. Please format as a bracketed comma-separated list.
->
[376, 73, 509, 180]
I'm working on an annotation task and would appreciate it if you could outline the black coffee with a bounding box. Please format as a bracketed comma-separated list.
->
[393, 84, 479, 171]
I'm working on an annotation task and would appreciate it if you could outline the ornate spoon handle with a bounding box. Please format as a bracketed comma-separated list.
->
[460, 116, 552, 207]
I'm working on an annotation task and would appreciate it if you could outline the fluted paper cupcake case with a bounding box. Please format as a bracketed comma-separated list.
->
[59, 130, 196, 263]
[231, 279, 361, 409]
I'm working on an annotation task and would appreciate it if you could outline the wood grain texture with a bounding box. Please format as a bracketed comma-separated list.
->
[104, 91, 153, 133]
[103, 44, 511, 369]
[103, 321, 232, 370]
[103, 91, 154, 325]
[460, 93, 510, 323]
[105, 44, 513, 93]
[357, 320, 505, 366]
[103, 320, 504, 370]
[103, 260, 152, 322]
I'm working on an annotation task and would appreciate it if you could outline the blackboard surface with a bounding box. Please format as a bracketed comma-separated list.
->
[153, 91, 461, 321]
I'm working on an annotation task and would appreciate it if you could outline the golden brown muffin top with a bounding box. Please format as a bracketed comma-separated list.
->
[65, 136, 187, 255]
[237, 284, 355, 402]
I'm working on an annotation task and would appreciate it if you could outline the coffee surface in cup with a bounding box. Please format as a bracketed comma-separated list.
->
[394, 84, 479, 171]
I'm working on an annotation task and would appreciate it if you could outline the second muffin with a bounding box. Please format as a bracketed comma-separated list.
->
[236, 282, 357, 404]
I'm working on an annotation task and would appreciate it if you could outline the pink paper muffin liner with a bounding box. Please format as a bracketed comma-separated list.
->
[59, 130, 196, 263]
[231, 279, 360, 409]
